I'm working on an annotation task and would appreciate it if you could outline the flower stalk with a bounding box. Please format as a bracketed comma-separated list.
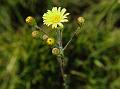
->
[56, 28, 68, 89]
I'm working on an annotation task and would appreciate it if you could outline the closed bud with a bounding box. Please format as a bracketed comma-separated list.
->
[25, 16, 36, 26]
[77, 17, 85, 26]
[52, 48, 60, 55]
[42, 34, 48, 41]
[46, 38, 55, 46]
[32, 31, 40, 38]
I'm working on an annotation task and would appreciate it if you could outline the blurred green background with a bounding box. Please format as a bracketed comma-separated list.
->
[0, 0, 120, 89]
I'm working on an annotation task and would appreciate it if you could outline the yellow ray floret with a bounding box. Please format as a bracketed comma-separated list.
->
[43, 7, 70, 29]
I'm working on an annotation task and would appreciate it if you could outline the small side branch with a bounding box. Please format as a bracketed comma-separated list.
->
[35, 25, 49, 36]
[63, 27, 81, 50]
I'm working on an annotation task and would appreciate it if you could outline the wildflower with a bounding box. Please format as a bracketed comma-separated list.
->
[77, 17, 85, 26]
[46, 37, 55, 46]
[52, 48, 60, 55]
[25, 16, 36, 26]
[43, 7, 69, 29]
[32, 31, 40, 38]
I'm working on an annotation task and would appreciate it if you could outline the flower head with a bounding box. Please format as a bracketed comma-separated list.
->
[46, 38, 55, 46]
[43, 7, 69, 29]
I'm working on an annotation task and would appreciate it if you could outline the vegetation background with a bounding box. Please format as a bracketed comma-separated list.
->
[0, 0, 120, 89]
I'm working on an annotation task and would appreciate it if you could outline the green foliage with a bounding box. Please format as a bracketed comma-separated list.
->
[0, 0, 120, 89]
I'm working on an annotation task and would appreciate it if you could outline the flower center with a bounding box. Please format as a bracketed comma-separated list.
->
[52, 15, 61, 23]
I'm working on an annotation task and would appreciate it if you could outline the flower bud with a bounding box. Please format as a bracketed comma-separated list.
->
[25, 16, 36, 26]
[46, 38, 55, 46]
[77, 17, 85, 26]
[52, 48, 60, 55]
[32, 31, 40, 38]
[42, 34, 48, 41]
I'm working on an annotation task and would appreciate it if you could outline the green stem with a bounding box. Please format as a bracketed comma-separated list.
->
[63, 27, 81, 50]
[35, 25, 49, 36]
[57, 29, 68, 89]
[57, 56, 68, 89]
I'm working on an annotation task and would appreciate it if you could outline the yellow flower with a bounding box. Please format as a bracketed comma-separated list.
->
[43, 7, 69, 29]
[46, 38, 55, 46]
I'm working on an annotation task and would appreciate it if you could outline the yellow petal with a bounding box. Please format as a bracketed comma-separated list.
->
[64, 13, 70, 16]
[61, 19, 68, 22]
[52, 24, 57, 29]
[58, 7, 61, 12]
[58, 23, 63, 28]
[61, 8, 66, 15]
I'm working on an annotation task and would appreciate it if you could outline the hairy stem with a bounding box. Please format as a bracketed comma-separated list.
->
[57, 29, 68, 89]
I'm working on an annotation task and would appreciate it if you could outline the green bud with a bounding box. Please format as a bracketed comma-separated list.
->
[32, 31, 40, 38]
[77, 16, 85, 26]
[52, 48, 60, 55]
[42, 34, 48, 41]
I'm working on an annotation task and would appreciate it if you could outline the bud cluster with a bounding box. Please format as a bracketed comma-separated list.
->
[25, 15, 85, 56]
